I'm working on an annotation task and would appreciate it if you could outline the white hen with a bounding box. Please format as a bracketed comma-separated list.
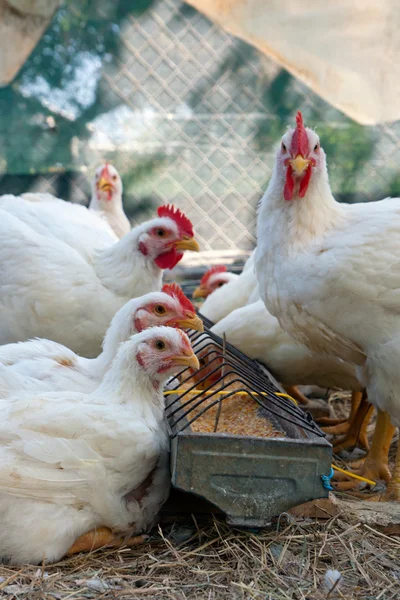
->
[193, 265, 239, 300]
[0, 205, 199, 357]
[1, 193, 117, 263]
[255, 111, 400, 497]
[21, 163, 130, 242]
[0, 284, 203, 396]
[211, 299, 361, 392]
[199, 251, 257, 322]
[89, 163, 131, 238]
[0, 326, 199, 565]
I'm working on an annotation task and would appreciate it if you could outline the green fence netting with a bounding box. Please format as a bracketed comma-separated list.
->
[0, 0, 399, 251]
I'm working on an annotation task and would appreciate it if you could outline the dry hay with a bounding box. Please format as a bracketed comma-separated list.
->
[0, 512, 398, 600]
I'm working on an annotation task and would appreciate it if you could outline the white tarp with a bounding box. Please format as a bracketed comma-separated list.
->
[0, 0, 61, 86]
[185, 0, 400, 125]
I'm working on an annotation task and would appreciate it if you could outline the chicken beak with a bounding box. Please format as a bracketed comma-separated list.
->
[289, 155, 311, 176]
[175, 314, 204, 332]
[174, 236, 200, 252]
[97, 176, 113, 192]
[170, 352, 200, 371]
[192, 285, 209, 299]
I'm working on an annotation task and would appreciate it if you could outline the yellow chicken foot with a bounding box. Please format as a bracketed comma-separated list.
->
[378, 432, 400, 502]
[333, 398, 373, 453]
[317, 390, 364, 433]
[334, 410, 395, 492]
[66, 526, 147, 556]
[320, 419, 350, 433]
[283, 385, 310, 406]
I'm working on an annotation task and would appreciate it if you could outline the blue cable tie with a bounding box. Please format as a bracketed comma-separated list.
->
[321, 467, 334, 491]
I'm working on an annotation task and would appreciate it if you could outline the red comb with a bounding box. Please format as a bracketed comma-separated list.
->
[100, 162, 111, 179]
[162, 283, 195, 313]
[290, 111, 309, 157]
[157, 204, 194, 237]
[200, 265, 227, 287]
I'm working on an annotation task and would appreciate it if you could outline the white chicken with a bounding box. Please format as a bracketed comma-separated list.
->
[21, 163, 130, 241]
[0, 326, 199, 565]
[190, 255, 369, 448]
[1, 193, 117, 263]
[211, 300, 360, 391]
[208, 299, 373, 452]
[0, 284, 203, 396]
[199, 252, 257, 322]
[193, 258, 321, 404]
[0, 205, 200, 357]
[88, 163, 131, 238]
[193, 265, 239, 300]
[255, 111, 400, 497]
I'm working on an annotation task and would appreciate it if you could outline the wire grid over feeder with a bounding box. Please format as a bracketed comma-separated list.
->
[163, 316, 332, 526]
[165, 317, 325, 441]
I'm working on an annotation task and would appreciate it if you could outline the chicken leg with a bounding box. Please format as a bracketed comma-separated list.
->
[381, 435, 400, 501]
[317, 390, 364, 433]
[283, 385, 310, 406]
[334, 410, 395, 491]
[66, 526, 147, 556]
[332, 393, 373, 453]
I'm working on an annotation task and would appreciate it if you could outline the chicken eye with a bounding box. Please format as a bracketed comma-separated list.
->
[217, 282, 224, 287]
[157, 229, 166, 237]
[154, 304, 166, 315]
[281, 142, 287, 152]
[155, 340, 166, 350]
[314, 143, 319, 151]
[112, 175, 117, 181]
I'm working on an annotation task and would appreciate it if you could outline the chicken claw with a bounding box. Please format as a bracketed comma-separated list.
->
[333, 410, 395, 492]
[66, 526, 147, 556]
[374, 438, 400, 502]
[322, 391, 372, 453]
[317, 417, 349, 429]
[332, 401, 374, 454]
[282, 385, 310, 406]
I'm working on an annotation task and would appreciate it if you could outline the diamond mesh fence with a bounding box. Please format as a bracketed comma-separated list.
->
[0, 0, 400, 253]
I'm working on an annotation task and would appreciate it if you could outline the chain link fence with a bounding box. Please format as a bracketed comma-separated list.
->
[0, 0, 399, 253]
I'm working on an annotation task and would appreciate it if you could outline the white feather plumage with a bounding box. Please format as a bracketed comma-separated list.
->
[0, 211, 185, 356]
[0, 327, 186, 565]
[0, 290, 189, 396]
[255, 119, 400, 425]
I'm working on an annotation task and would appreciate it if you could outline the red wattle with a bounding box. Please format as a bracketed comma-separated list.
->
[299, 164, 312, 197]
[155, 248, 184, 270]
[284, 166, 294, 201]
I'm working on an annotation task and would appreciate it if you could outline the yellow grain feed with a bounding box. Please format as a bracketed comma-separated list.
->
[184, 391, 284, 438]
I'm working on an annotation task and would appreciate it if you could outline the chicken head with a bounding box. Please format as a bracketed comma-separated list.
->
[135, 327, 200, 382]
[133, 283, 203, 333]
[138, 204, 200, 270]
[279, 112, 326, 201]
[93, 163, 123, 206]
[193, 265, 232, 299]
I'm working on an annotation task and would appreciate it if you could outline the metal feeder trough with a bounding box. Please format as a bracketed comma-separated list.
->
[164, 319, 332, 527]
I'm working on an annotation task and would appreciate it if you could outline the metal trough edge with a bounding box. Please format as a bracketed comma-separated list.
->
[169, 431, 332, 527]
